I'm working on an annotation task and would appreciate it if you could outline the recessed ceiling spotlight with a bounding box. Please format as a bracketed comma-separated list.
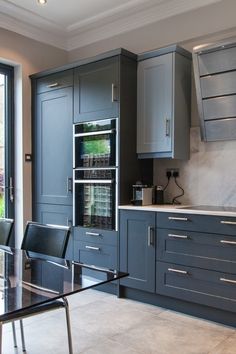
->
[37, 0, 47, 5]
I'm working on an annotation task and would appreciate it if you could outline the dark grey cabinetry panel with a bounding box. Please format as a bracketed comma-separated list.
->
[156, 211, 236, 313]
[156, 261, 236, 313]
[73, 226, 117, 269]
[119, 210, 155, 292]
[35, 87, 73, 205]
[137, 46, 191, 159]
[156, 228, 236, 273]
[156, 212, 236, 235]
[74, 57, 119, 122]
[74, 240, 117, 269]
[193, 41, 236, 141]
[34, 203, 73, 259]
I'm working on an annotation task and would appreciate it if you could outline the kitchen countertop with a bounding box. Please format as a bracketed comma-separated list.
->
[118, 204, 236, 217]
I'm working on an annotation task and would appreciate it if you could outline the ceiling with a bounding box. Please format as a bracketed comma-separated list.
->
[0, 0, 224, 51]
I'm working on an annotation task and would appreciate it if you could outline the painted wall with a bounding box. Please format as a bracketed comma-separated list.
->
[0, 28, 67, 242]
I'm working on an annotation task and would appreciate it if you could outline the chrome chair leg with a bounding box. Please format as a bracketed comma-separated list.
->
[11, 322, 17, 347]
[62, 298, 73, 354]
[20, 319, 26, 352]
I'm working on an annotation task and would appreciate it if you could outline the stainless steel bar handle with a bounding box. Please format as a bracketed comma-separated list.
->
[165, 118, 170, 137]
[220, 277, 236, 284]
[168, 216, 188, 221]
[74, 179, 113, 184]
[220, 220, 236, 225]
[9, 177, 14, 203]
[147, 226, 154, 246]
[85, 245, 100, 251]
[168, 233, 189, 239]
[67, 177, 73, 193]
[47, 82, 59, 88]
[168, 268, 188, 275]
[112, 83, 118, 102]
[74, 129, 115, 137]
[86, 232, 101, 237]
[220, 240, 236, 245]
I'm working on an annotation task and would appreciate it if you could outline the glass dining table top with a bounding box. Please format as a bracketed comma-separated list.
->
[0, 247, 127, 321]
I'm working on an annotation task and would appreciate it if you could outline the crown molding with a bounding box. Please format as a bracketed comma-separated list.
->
[67, 0, 222, 50]
[0, 12, 67, 49]
[0, 0, 222, 51]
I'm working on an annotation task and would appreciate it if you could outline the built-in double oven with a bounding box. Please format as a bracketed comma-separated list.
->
[73, 118, 118, 231]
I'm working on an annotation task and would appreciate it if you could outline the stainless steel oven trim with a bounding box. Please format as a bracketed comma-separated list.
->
[74, 129, 115, 138]
[74, 166, 118, 170]
[74, 179, 113, 184]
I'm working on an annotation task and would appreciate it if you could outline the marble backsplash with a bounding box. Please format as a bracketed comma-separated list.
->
[154, 127, 236, 207]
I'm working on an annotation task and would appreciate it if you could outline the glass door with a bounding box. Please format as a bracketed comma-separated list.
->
[0, 63, 14, 220]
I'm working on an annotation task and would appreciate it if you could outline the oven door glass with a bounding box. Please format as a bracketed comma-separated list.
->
[74, 119, 117, 168]
[74, 180, 116, 230]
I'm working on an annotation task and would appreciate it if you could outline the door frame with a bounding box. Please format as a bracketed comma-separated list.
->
[0, 63, 14, 219]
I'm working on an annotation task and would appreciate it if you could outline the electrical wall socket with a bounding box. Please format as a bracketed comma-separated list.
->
[166, 168, 180, 177]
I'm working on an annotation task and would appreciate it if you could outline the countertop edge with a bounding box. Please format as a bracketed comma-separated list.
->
[118, 205, 236, 217]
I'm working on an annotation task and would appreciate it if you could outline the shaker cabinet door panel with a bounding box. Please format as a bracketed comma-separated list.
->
[74, 57, 119, 122]
[137, 53, 173, 154]
[119, 210, 155, 292]
[35, 87, 73, 205]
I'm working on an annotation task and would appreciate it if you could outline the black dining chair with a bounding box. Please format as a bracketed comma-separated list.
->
[2, 221, 73, 354]
[0, 217, 14, 247]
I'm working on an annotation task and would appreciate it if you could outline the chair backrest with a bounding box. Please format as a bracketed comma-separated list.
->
[0, 218, 14, 246]
[21, 222, 70, 259]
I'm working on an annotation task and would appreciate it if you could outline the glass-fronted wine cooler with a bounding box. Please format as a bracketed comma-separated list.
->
[73, 119, 118, 231]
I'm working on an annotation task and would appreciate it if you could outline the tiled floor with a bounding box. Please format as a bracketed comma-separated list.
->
[3, 289, 236, 354]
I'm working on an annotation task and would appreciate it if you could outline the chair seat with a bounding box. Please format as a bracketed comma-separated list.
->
[3, 299, 65, 323]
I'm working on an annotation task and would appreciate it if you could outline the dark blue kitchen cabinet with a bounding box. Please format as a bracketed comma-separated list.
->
[119, 210, 155, 292]
[34, 85, 73, 205]
[74, 57, 119, 122]
[32, 70, 73, 258]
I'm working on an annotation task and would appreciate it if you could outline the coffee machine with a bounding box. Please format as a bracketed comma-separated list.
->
[132, 184, 153, 206]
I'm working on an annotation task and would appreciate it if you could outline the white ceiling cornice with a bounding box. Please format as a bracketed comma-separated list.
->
[0, 0, 223, 51]
[68, 0, 223, 50]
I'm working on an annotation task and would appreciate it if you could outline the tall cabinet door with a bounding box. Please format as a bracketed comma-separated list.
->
[137, 53, 173, 154]
[119, 210, 155, 292]
[74, 57, 119, 122]
[35, 87, 73, 205]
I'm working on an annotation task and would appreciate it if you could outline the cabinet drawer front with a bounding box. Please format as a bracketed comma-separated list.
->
[198, 46, 236, 75]
[156, 212, 236, 235]
[37, 70, 73, 93]
[205, 118, 236, 141]
[74, 227, 117, 246]
[156, 228, 236, 273]
[156, 261, 236, 313]
[203, 95, 236, 120]
[74, 241, 117, 269]
[200, 71, 236, 98]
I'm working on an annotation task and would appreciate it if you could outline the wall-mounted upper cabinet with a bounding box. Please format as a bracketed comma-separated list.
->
[193, 41, 236, 142]
[74, 57, 119, 122]
[137, 45, 192, 159]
